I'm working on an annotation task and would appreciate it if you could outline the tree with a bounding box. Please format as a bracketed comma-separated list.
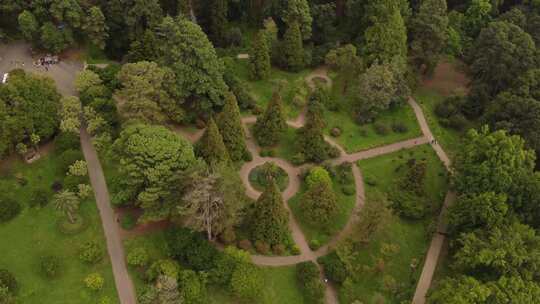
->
[178, 269, 208, 303]
[40, 22, 73, 54]
[230, 262, 264, 300]
[248, 180, 290, 246]
[195, 118, 230, 169]
[115, 61, 180, 124]
[282, 21, 304, 72]
[305, 167, 332, 188]
[353, 192, 392, 244]
[297, 99, 333, 163]
[453, 127, 536, 195]
[158, 16, 228, 113]
[351, 61, 404, 123]
[126, 29, 160, 63]
[50, 0, 83, 28]
[18, 10, 38, 41]
[249, 30, 271, 80]
[410, 0, 448, 73]
[253, 91, 287, 147]
[59, 96, 82, 134]
[282, 0, 312, 40]
[156, 275, 182, 303]
[464, 0, 492, 37]
[448, 192, 508, 234]
[209, 0, 228, 46]
[364, 0, 408, 65]
[179, 166, 245, 241]
[216, 92, 250, 161]
[428, 276, 491, 303]
[452, 221, 540, 280]
[53, 190, 80, 224]
[126, 0, 163, 40]
[488, 276, 540, 303]
[469, 21, 536, 98]
[75, 70, 102, 94]
[300, 179, 338, 226]
[112, 124, 196, 221]
[83, 6, 108, 50]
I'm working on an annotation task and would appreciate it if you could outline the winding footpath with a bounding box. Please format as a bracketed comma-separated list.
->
[79, 67, 453, 304]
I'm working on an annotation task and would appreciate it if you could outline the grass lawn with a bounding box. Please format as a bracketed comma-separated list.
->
[0, 153, 118, 304]
[324, 104, 422, 153]
[124, 231, 306, 304]
[337, 145, 449, 303]
[413, 88, 464, 159]
[288, 166, 356, 248]
[229, 59, 311, 119]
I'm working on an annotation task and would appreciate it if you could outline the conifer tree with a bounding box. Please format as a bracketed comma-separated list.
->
[253, 91, 287, 147]
[249, 29, 271, 80]
[300, 180, 338, 226]
[248, 180, 290, 246]
[196, 117, 230, 169]
[283, 21, 304, 72]
[216, 92, 251, 161]
[297, 99, 332, 163]
[210, 0, 228, 46]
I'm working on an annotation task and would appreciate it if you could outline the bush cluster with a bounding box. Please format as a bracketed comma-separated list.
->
[318, 252, 349, 283]
[79, 240, 103, 264]
[40, 255, 61, 278]
[296, 262, 325, 304]
[0, 197, 21, 223]
[435, 95, 468, 130]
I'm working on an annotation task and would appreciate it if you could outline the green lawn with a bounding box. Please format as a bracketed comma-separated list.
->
[0, 153, 118, 304]
[229, 59, 311, 119]
[124, 232, 306, 304]
[336, 145, 449, 303]
[289, 166, 356, 248]
[413, 88, 463, 159]
[324, 104, 422, 153]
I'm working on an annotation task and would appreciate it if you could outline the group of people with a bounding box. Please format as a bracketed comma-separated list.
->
[34, 55, 59, 71]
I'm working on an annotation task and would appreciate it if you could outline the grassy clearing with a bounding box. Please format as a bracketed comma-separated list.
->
[83, 43, 115, 65]
[289, 166, 356, 248]
[124, 232, 306, 304]
[0, 153, 118, 304]
[413, 88, 463, 158]
[229, 59, 311, 119]
[337, 145, 449, 303]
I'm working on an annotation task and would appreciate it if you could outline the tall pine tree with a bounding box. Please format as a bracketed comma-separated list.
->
[249, 29, 271, 80]
[297, 99, 332, 163]
[300, 180, 338, 226]
[248, 179, 290, 246]
[210, 0, 228, 46]
[283, 21, 304, 72]
[364, 0, 408, 65]
[195, 117, 230, 169]
[217, 92, 251, 161]
[253, 91, 287, 147]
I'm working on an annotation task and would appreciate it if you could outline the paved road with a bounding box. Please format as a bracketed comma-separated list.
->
[81, 128, 137, 304]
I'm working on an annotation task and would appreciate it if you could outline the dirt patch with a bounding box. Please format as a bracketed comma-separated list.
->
[422, 60, 470, 96]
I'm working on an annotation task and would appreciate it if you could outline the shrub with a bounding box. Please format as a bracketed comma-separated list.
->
[0, 197, 21, 223]
[272, 244, 286, 255]
[238, 239, 252, 251]
[127, 247, 149, 267]
[145, 259, 180, 281]
[251, 105, 263, 115]
[309, 239, 321, 250]
[166, 227, 219, 271]
[54, 132, 80, 153]
[391, 191, 428, 219]
[121, 214, 137, 230]
[373, 122, 390, 135]
[391, 122, 408, 133]
[230, 263, 264, 300]
[291, 245, 301, 255]
[342, 185, 355, 196]
[63, 174, 86, 192]
[330, 127, 342, 137]
[306, 167, 332, 188]
[51, 180, 63, 192]
[254, 240, 270, 254]
[220, 227, 236, 245]
[259, 149, 275, 157]
[58, 149, 84, 174]
[84, 272, 104, 291]
[79, 240, 103, 264]
[29, 189, 50, 208]
[448, 113, 467, 130]
[296, 262, 324, 304]
[0, 269, 18, 294]
[226, 27, 243, 46]
[40, 255, 61, 278]
[291, 153, 306, 165]
[318, 252, 349, 283]
[98, 296, 112, 304]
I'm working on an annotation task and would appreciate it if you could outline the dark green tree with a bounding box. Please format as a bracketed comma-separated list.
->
[126, 29, 160, 63]
[18, 10, 38, 41]
[282, 0, 313, 40]
[158, 16, 228, 113]
[364, 0, 408, 65]
[216, 92, 250, 161]
[253, 91, 287, 147]
[297, 99, 333, 163]
[448, 192, 508, 234]
[209, 0, 228, 46]
[126, 0, 163, 40]
[282, 21, 304, 72]
[249, 29, 271, 80]
[195, 118, 230, 169]
[248, 180, 290, 246]
[410, 0, 448, 73]
[300, 180, 338, 226]
[428, 276, 491, 303]
[83, 6, 109, 50]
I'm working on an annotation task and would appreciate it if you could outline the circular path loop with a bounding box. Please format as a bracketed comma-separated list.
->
[173, 68, 455, 304]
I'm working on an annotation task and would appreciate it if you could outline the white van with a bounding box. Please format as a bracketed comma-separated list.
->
[2, 73, 8, 84]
